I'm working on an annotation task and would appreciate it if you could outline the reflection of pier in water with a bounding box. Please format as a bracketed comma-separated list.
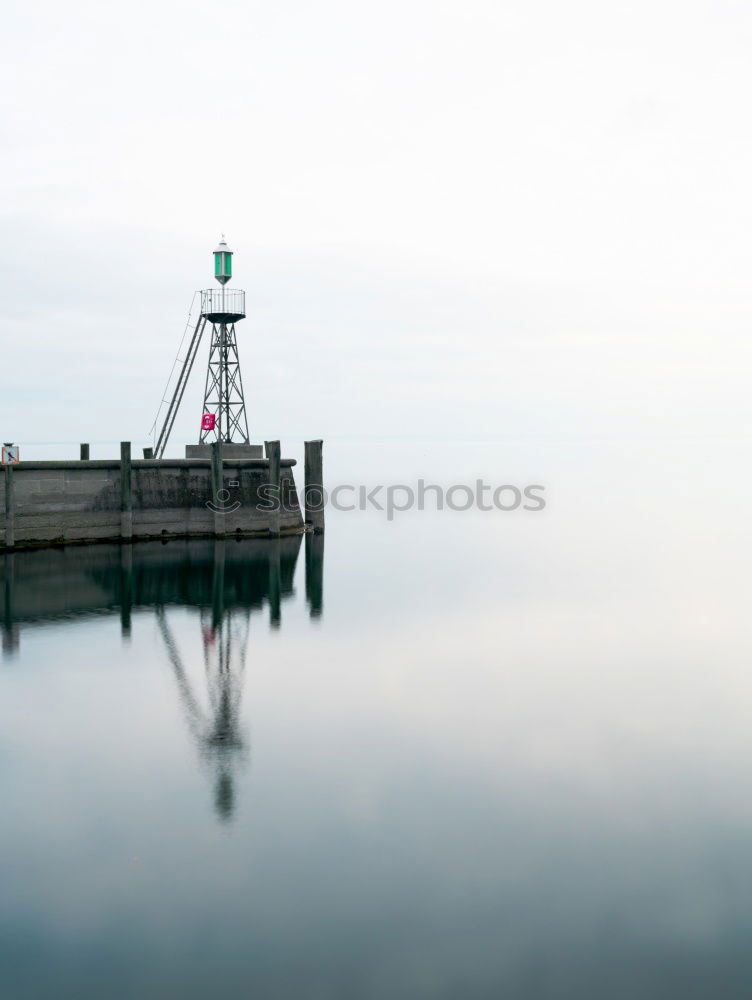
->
[2, 534, 324, 644]
[1, 535, 325, 821]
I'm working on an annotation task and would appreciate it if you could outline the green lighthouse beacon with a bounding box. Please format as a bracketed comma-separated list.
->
[214, 237, 233, 285]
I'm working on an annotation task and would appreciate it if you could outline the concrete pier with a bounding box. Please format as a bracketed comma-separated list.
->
[0, 449, 308, 551]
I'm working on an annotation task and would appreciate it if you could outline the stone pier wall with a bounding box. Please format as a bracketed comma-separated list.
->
[0, 458, 304, 550]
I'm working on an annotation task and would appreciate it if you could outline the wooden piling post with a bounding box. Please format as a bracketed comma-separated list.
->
[120, 441, 133, 540]
[4, 464, 15, 549]
[304, 439, 325, 533]
[211, 440, 225, 537]
[265, 440, 281, 536]
[143, 447, 154, 459]
[80, 443, 90, 460]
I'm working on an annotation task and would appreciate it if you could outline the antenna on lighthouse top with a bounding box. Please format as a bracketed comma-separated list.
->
[213, 237, 232, 285]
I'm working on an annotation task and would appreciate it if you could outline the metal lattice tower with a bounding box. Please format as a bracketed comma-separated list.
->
[153, 238, 249, 458]
[199, 239, 250, 445]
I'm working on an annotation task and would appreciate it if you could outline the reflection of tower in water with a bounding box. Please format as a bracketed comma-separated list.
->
[156, 540, 252, 823]
[157, 600, 250, 822]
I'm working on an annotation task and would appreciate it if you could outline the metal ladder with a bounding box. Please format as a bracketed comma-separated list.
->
[153, 313, 208, 459]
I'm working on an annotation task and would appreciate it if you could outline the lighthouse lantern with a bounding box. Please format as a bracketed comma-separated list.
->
[214, 238, 233, 284]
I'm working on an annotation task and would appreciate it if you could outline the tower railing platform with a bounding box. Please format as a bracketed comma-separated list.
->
[200, 288, 245, 323]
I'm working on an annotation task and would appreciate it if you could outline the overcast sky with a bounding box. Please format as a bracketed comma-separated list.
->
[2, 0, 751, 458]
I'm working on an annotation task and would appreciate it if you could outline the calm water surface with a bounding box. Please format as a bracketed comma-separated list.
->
[1, 441, 751, 998]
